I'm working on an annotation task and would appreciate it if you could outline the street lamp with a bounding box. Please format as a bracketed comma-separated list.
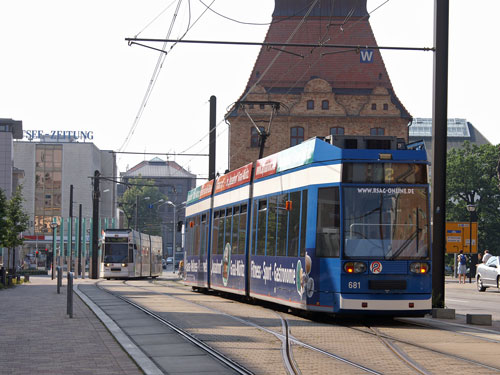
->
[467, 204, 476, 283]
[50, 220, 59, 280]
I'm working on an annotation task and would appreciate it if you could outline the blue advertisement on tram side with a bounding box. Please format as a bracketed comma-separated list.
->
[248, 253, 316, 307]
[184, 255, 208, 287]
[210, 243, 246, 293]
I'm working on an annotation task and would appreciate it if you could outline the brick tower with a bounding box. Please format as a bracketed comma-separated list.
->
[226, 0, 411, 169]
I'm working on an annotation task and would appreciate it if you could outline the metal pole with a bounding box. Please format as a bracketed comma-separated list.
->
[69, 185, 73, 272]
[431, 0, 449, 308]
[67, 272, 73, 318]
[135, 195, 138, 231]
[57, 266, 62, 294]
[91, 170, 100, 279]
[78, 204, 82, 276]
[172, 204, 176, 274]
[51, 222, 57, 280]
[469, 215, 473, 283]
[209, 95, 216, 181]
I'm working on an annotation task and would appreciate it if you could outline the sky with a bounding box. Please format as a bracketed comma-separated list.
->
[1, 0, 499, 184]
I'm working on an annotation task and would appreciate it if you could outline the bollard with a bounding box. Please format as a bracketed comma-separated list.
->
[1, 267, 6, 286]
[24, 274, 30, 282]
[7, 275, 12, 286]
[16, 275, 21, 284]
[57, 266, 62, 294]
[67, 272, 73, 318]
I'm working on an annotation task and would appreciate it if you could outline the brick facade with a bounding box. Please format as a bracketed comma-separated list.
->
[227, 0, 411, 169]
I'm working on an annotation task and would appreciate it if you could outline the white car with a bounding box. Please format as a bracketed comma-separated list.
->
[476, 256, 500, 291]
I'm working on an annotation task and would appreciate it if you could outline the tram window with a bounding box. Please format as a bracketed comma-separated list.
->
[239, 208, 247, 255]
[277, 194, 288, 257]
[200, 217, 206, 256]
[218, 214, 225, 255]
[241, 204, 247, 214]
[300, 190, 308, 257]
[267, 196, 277, 256]
[288, 191, 301, 257]
[194, 216, 201, 256]
[234, 206, 240, 215]
[257, 199, 267, 256]
[252, 200, 258, 255]
[342, 163, 427, 184]
[232, 209, 239, 254]
[316, 187, 340, 257]
[212, 216, 219, 254]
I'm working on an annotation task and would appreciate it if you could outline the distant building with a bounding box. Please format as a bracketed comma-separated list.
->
[13, 136, 117, 257]
[0, 118, 23, 198]
[120, 157, 196, 257]
[409, 118, 491, 161]
[226, 0, 411, 169]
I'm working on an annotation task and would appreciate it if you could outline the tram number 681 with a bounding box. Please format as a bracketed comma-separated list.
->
[348, 281, 361, 289]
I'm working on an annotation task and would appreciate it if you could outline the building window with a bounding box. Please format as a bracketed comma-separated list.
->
[370, 127, 385, 136]
[251, 126, 264, 148]
[371, 103, 377, 110]
[330, 127, 344, 135]
[322, 100, 329, 110]
[307, 100, 314, 110]
[259, 104, 265, 109]
[383, 103, 389, 111]
[290, 127, 304, 146]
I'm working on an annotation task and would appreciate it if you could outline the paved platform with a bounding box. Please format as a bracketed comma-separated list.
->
[0, 275, 142, 375]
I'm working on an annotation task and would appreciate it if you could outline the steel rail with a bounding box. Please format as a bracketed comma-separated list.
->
[96, 281, 254, 375]
[124, 280, 383, 374]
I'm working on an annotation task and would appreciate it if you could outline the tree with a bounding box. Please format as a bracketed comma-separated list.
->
[3, 186, 29, 272]
[0, 188, 7, 247]
[119, 178, 167, 236]
[446, 142, 500, 254]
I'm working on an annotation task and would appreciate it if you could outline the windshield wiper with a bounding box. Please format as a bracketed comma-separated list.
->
[386, 229, 419, 260]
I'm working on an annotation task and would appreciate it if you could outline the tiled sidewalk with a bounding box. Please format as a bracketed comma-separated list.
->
[0, 276, 142, 375]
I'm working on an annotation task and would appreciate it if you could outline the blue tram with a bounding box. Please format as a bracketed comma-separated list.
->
[184, 136, 431, 316]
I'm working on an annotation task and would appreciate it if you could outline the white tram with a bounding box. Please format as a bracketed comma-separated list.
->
[101, 228, 163, 279]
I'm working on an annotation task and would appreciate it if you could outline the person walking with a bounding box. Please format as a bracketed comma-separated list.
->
[457, 250, 467, 284]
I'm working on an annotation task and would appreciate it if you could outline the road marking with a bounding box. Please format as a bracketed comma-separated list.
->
[446, 298, 470, 303]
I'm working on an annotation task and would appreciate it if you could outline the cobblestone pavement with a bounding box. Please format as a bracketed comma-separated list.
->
[0, 276, 142, 375]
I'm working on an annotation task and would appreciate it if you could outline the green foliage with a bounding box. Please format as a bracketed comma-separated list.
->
[3, 186, 29, 249]
[119, 178, 167, 236]
[446, 142, 500, 254]
[0, 188, 7, 246]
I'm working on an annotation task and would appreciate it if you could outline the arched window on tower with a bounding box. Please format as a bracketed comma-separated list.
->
[322, 100, 329, 110]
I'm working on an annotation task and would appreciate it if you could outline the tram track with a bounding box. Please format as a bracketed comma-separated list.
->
[99, 280, 385, 374]
[94, 279, 500, 374]
[94, 280, 254, 375]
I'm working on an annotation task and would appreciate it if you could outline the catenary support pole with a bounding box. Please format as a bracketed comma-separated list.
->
[91, 171, 100, 279]
[78, 204, 82, 276]
[431, 0, 449, 308]
[209, 95, 216, 181]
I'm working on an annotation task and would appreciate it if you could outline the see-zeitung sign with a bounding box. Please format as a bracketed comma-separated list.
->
[23, 130, 94, 141]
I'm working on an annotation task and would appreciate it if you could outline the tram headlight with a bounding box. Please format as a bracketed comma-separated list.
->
[344, 262, 367, 274]
[410, 262, 429, 274]
[105, 263, 110, 267]
[121, 263, 128, 267]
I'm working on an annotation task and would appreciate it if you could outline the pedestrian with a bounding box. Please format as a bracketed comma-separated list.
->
[477, 252, 482, 264]
[457, 250, 467, 284]
[482, 249, 492, 264]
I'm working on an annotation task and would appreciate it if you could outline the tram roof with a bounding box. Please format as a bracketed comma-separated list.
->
[187, 137, 427, 205]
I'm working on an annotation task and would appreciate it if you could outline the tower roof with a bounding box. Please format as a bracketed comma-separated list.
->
[240, 0, 408, 117]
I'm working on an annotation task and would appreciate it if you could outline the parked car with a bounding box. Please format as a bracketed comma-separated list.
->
[166, 257, 173, 265]
[476, 256, 500, 291]
[162, 259, 166, 269]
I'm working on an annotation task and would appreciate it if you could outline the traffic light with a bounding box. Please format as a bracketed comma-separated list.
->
[177, 221, 183, 232]
[35, 251, 39, 256]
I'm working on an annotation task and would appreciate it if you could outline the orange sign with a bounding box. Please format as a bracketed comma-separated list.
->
[445, 222, 477, 254]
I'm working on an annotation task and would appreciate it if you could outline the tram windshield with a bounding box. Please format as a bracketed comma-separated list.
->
[343, 187, 429, 260]
[103, 238, 129, 263]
